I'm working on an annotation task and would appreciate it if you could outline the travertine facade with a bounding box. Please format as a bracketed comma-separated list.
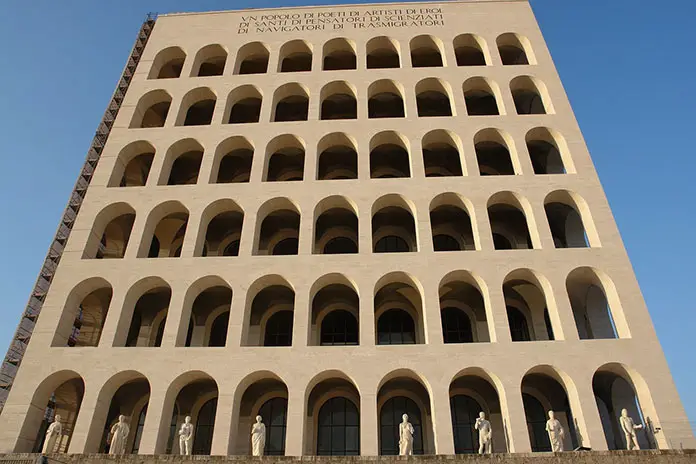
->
[0, 0, 693, 458]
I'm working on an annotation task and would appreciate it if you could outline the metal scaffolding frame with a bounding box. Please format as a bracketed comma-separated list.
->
[0, 15, 157, 412]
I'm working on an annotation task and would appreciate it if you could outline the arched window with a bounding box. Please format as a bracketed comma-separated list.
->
[209, 312, 229, 347]
[193, 398, 217, 454]
[380, 397, 423, 455]
[441, 307, 473, 343]
[377, 309, 415, 345]
[131, 404, 148, 453]
[492, 233, 512, 250]
[321, 310, 358, 345]
[273, 237, 299, 255]
[258, 398, 288, 455]
[374, 235, 410, 253]
[264, 311, 293, 346]
[223, 240, 240, 256]
[523, 394, 551, 451]
[433, 234, 461, 252]
[507, 306, 531, 341]
[317, 397, 360, 455]
[450, 395, 482, 454]
[324, 237, 358, 254]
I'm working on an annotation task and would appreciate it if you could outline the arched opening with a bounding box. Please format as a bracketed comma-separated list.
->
[544, 192, 591, 248]
[521, 367, 579, 452]
[182, 285, 232, 347]
[265, 134, 305, 182]
[453, 34, 488, 66]
[439, 273, 489, 343]
[16, 372, 84, 453]
[463, 77, 501, 116]
[323, 38, 357, 70]
[314, 197, 358, 254]
[320, 81, 357, 120]
[375, 275, 424, 344]
[243, 281, 295, 346]
[378, 371, 433, 454]
[416, 78, 453, 117]
[98, 375, 151, 454]
[593, 364, 656, 450]
[526, 127, 568, 174]
[139, 202, 189, 258]
[450, 369, 506, 453]
[149, 47, 186, 79]
[511, 76, 549, 115]
[109, 141, 155, 187]
[305, 374, 360, 455]
[130, 90, 171, 128]
[372, 196, 417, 253]
[176, 87, 217, 126]
[430, 194, 475, 251]
[225, 85, 262, 124]
[233, 375, 288, 455]
[475, 129, 516, 175]
[497, 33, 533, 65]
[488, 193, 534, 250]
[566, 268, 623, 340]
[273, 83, 309, 122]
[235, 42, 270, 74]
[211, 136, 253, 183]
[122, 283, 171, 347]
[370, 131, 410, 178]
[83, 203, 135, 259]
[54, 279, 113, 347]
[199, 203, 244, 257]
[255, 199, 300, 256]
[366, 36, 400, 69]
[161, 139, 204, 186]
[503, 270, 555, 341]
[191, 44, 227, 77]
[164, 374, 219, 455]
[368, 80, 405, 118]
[310, 277, 359, 345]
[422, 130, 463, 177]
[410, 35, 444, 67]
[278, 40, 313, 72]
[316, 133, 358, 180]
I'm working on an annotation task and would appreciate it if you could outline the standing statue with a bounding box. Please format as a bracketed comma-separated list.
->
[108, 415, 130, 455]
[179, 416, 194, 456]
[42, 414, 63, 454]
[398, 414, 415, 456]
[545, 411, 565, 452]
[619, 408, 643, 450]
[251, 415, 266, 456]
[474, 411, 492, 454]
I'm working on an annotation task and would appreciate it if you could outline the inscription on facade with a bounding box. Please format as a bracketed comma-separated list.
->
[236, 7, 445, 34]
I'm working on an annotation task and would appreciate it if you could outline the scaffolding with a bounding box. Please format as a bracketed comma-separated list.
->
[0, 15, 157, 412]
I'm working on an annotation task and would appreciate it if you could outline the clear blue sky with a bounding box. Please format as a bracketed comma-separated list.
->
[0, 0, 694, 432]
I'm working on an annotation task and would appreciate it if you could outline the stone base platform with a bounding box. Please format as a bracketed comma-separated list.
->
[1, 451, 695, 464]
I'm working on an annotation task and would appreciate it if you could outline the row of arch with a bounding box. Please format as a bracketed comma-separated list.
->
[55, 266, 626, 352]
[23, 363, 657, 455]
[148, 33, 535, 80]
[111, 127, 571, 189]
[130, 76, 551, 128]
[85, 189, 597, 263]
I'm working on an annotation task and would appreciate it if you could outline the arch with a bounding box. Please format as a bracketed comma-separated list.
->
[264, 134, 305, 182]
[410, 34, 445, 67]
[254, 198, 301, 255]
[83, 202, 135, 259]
[115, 277, 172, 347]
[314, 196, 359, 254]
[503, 269, 555, 341]
[138, 201, 189, 258]
[439, 271, 490, 343]
[181, 281, 233, 347]
[544, 190, 597, 248]
[366, 36, 400, 69]
[497, 33, 535, 65]
[191, 44, 227, 77]
[372, 195, 417, 253]
[370, 131, 411, 178]
[242, 277, 295, 346]
[53, 277, 113, 347]
[474, 128, 517, 175]
[148, 46, 186, 79]
[272, 83, 309, 122]
[316, 133, 358, 180]
[422, 130, 463, 177]
[158, 138, 204, 186]
[463, 77, 503, 116]
[453, 34, 489, 66]
[368, 79, 405, 118]
[109, 140, 155, 187]
[430, 193, 476, 250]
[176, 87, 217, 126]
[224, 85, 262, 124]
[415, 78, 453, 117]
[488, 192, 536, 250]
[374, 273, 424, 344]
[310, 275, 360, 345]
[15, 371, 85, 453]
[323, 38, 357, 70]
[211, 136, 254, 183]
[526, 127, 573, 174]
[278, 39, 313, 72]
[234, 41, 270, 74]
[196, 199, 244, 257]
[510, 76, 553, 115]
[320, 81, 357, 120]
[566, 267, 628, 339]
[130, 90, 171, 128]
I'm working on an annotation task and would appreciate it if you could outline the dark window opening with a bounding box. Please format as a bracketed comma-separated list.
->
[433, 234, 461, 252]
[183, 100, 215, 126]
[368, 93, 404, 118]
[229, 98, 261, 124]
[198, 57, 226, 77]
[508, 306, 531, 341]
[455, 47, 485, 66]
[321, 94, 357, 120]
[264, 311, 293, 346]
[168, 151, 203, 185]
[317, 397, 359, 455]
[321, 310, 358, 345]
[380, 397, 423, 455]
[318, 146, 358, 180]
[367, 50, 399, 69]
[476, 142, 514, 175]
[275, 96, 309, 122]
[239, 55, 269, 74]
[441, 308, 473, 343]
[499, 45, 529, 65]
[272, 238, 299, 256]
[324, 237, 358, 254]
[377, 309, 415, 345]
[281, 53, 312, 72]
[416, 91, 452, 117]
[374, 235, 410, 253]
[513, 90, 545, 115]
[411, 47, 442, 67]
[259, 398, 288, 455]
[423, 145, 462, 177]
[465, 91, 499, 116]
[324, 52, 357, 70]
[216, 149, 253, 183]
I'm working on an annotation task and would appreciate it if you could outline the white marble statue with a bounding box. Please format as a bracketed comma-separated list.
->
[619, 408, 643, 450]
[545, 411, 565, 452]
[474, 411, 492, 454]
[251, 415, 266, 456]
[179, 416, 194, 456]
[108, 415, 130, 455]
[398, 414, 415, 456]
[42, 414, 63, 454]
